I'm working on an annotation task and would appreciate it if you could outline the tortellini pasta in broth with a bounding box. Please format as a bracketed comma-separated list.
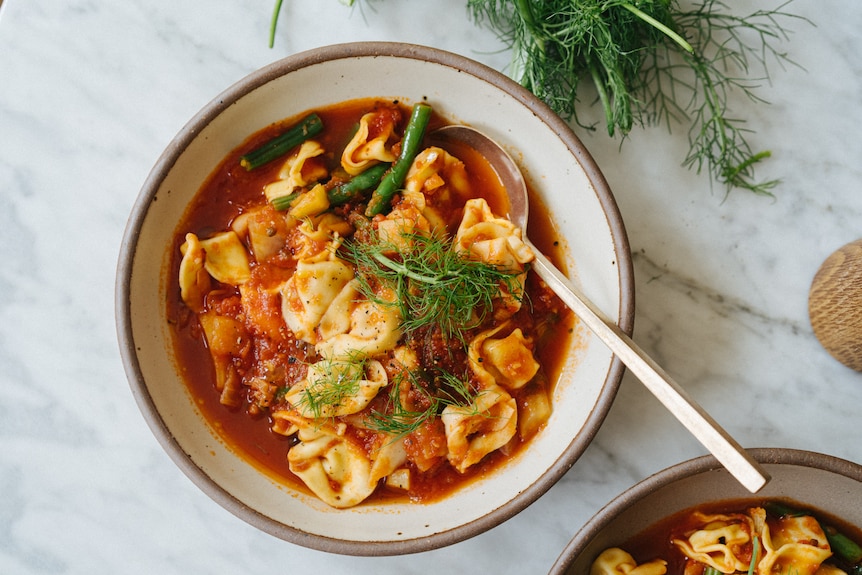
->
[172, 100, 569, 509]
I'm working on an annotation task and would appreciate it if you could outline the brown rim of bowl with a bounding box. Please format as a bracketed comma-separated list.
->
[548, 448, 862, 573]
[115, 41, 635, 555]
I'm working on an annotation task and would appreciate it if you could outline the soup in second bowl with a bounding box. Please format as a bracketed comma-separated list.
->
[592, 499, 862, 575]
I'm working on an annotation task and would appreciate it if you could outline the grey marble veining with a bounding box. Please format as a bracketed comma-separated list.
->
[1, 0, 860, 573]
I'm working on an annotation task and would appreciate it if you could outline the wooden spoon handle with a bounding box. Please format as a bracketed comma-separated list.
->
[528, 244, 770, 493]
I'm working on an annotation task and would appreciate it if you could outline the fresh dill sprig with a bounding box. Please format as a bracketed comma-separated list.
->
[644, 0, 802, 195]
[366, 368, 484, 438]
[467, 0, 806, 196]
[293, 355, 367, 420]
[342, 231, 524, 340]
[366, 370, 438, 438]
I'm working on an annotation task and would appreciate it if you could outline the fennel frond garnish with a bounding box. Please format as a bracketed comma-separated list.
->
[342, 231, 524, 340]
[467, 0, 808, 195]
[367, 369, 485, 438]
[292, 354, 368, 420]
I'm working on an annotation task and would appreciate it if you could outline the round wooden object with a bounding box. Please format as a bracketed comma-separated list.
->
[809, 239, 862, 371]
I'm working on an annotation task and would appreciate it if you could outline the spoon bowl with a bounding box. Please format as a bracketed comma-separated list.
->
[433, 124, 770, 494]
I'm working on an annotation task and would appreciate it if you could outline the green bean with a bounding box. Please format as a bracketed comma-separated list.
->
[329, 162, 390, 206]
[763, 501, 805, 517]
[826, 527, 862, 564]
[240, 113, 324, 170]
[270, 191, 301, 211]
[365, 103, 432, 217]
[269, 163, 390, 212]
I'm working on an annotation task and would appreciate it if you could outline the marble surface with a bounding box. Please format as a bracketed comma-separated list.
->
[2, 0, 861, 573]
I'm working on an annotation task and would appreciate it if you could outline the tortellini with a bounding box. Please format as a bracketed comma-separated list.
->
[280, 248, 355, 344]
[454, 198, 533, 271]
[231, 206, 292, 263]
[275, 409, 409, 509]
[403, 146, 470, 199]
[673, 511, 756, 573]
[441, 385, 517, 473]
[178, 230, 251, 311]
[264, 140, 328, 201]
[368, 433, 409, 487]
[314, 281, 402, 360]
[288, 183, 330, 220]
[375, 188, 433, 251]
[177, 233, 210, 312]
[290, 213, 353, 262]
[341, 110, 398, 175]
[454, 198, 534, 318]
[673, 508, 833, 575]
[471, 322, 540, 390]
[287, 421, 377, 509]
[283, 358, 388, 419]
[591, 548, 667, 575]
[759, 512, 832, 575]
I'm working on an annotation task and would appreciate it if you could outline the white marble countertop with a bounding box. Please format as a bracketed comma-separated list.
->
[2, 1, 861, 573]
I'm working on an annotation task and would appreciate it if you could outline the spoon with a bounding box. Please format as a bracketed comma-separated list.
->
[433, 125, 770, 493]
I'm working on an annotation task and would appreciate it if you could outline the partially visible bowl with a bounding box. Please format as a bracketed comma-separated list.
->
[116, 42, 634, 555]
[550, 448, 862, 574]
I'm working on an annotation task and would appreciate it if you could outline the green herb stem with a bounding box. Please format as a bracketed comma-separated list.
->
[367, 369, 482, 438]
[268, 0, 283, 48]
[372, 252, 440, 285]
[763, 501, 805, 517]
[748, 536, 760, 575]
[621, 2, 693, 53]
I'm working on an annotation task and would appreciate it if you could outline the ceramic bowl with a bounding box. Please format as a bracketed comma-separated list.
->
[116, 42, 634, 555]
[549, 448, 862, 574]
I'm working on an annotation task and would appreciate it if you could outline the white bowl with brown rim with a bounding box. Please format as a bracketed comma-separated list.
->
[115, 42, 633, 555]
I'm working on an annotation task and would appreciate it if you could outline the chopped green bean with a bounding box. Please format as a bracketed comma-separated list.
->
[826, 527, 862, 564]
[270, 192, 301, 211]
[329, 162, 390, 206]
[365, 103, 432, 217]
[269, 163, 390, 212]
[240, 113, 324, 171]
[764, 501, 805, 518]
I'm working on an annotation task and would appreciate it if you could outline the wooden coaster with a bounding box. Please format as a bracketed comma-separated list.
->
[809, 239, 862, 371]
